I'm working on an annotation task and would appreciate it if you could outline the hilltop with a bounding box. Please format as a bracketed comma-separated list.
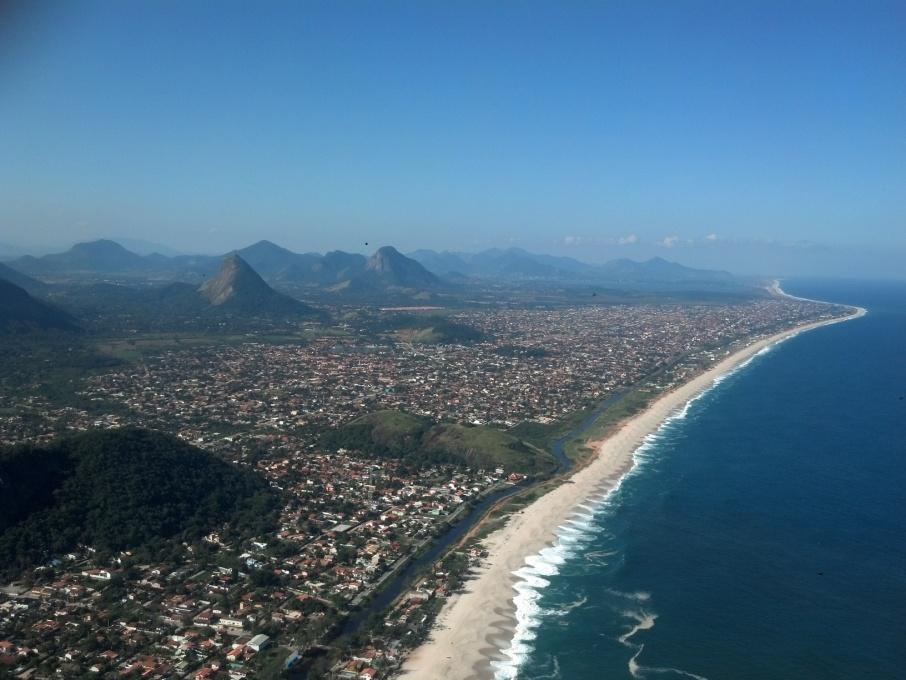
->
[365, 246, 440, 289]
[12, 239, 149, 278]
[323, 409, 556, 476]
[0, 427, 278, 575]
[43, 254, 326, 331]
[198, 253, 322, 317]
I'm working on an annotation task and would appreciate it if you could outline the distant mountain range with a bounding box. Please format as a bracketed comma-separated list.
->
[52, 254, 326, 330]
[3, 238, 744, 297]
[407, 247, 736, 286]
[0, 239, 757, 331]
[7, 239, 441, 293]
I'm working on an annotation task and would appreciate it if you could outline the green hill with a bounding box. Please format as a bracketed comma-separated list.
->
[421, 423, 551, 474]
[0, 427, 278, 575]
[323, 409, 555, 476]
[405, 320, 485, 344]
[375, 313, 486, 344]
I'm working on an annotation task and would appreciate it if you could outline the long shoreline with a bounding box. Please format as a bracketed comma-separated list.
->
[401, 298, 866, 680]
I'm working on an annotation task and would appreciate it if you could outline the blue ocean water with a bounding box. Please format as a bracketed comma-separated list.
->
[501, 280, 906, 680]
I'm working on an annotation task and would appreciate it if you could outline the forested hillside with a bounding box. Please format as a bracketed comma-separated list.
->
[0, 428, 278, 576]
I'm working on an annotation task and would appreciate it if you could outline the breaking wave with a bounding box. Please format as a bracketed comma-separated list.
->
[491, 341, 779, 679]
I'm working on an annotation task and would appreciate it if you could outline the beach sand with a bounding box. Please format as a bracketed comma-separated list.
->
[400, 304, 865, 680]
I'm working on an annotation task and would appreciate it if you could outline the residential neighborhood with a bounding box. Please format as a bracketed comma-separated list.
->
[0, 296, 846, 678]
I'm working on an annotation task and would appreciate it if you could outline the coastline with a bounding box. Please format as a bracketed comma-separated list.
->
[400, 301, 866, 680]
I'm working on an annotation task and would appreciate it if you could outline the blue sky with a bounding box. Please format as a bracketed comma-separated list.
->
[1, 1, 904, 275]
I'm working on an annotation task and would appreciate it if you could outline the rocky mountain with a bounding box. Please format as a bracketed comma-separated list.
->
[235, 240, 319, 279]
[9, 239, 744, 297]
[45, 255, 326, 331]
[198, 253, 322, 316]
[10, 240, 441, 295]
[0, 279, 79, 333]
[364, 246, 440, 288]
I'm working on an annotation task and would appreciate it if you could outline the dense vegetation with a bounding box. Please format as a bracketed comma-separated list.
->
[0, 427, 279, 576]
[321, 409, 555, 476]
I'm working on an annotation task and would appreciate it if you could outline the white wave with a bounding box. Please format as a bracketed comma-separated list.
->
[492, 335, 785, 679]
[494, 515, 599, 679]
[571, 510, 595, 522]
[565, 516, 592, 529]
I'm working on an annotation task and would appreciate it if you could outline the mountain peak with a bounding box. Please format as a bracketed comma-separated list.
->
[244, 239, 289, 254]
[71, 239, 131, 252]
[196, 254, 323, 318]
[366, 246, 439, 288]
[11, 239, 148, 276]
[198, 253, 271, 306]
[366, 245, 405, 270]
[68, 239, 144, 263]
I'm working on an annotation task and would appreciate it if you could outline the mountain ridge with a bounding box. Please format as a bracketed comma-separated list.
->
[0, 279, 79, 333]
[8, 239, 744, 294]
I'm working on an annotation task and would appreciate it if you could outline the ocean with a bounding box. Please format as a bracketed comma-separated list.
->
[495, 280, 906, 680]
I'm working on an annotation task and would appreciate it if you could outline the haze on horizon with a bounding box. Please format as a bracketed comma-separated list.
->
[1, 1, 904, 278]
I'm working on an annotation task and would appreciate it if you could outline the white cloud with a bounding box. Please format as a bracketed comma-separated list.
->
[705, 233, 718, 242]
[563, 235, 582, 246]
[617, 233, 638, 245]
[660, 235, 680, 248]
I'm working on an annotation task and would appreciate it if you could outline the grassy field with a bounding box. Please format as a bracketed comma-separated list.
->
[423, 422, 557, 476]
[335, 409, 557, 476]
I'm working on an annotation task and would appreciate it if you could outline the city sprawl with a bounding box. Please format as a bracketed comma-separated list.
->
[0, 297, 844, 679]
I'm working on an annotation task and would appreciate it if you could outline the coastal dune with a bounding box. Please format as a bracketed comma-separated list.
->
[401, 305, 865, 680]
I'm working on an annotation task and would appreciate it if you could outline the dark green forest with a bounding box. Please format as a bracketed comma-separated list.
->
[0, 427, 279, 576]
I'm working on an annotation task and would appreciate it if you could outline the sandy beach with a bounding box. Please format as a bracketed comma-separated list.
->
[401, 301, 865, 680]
